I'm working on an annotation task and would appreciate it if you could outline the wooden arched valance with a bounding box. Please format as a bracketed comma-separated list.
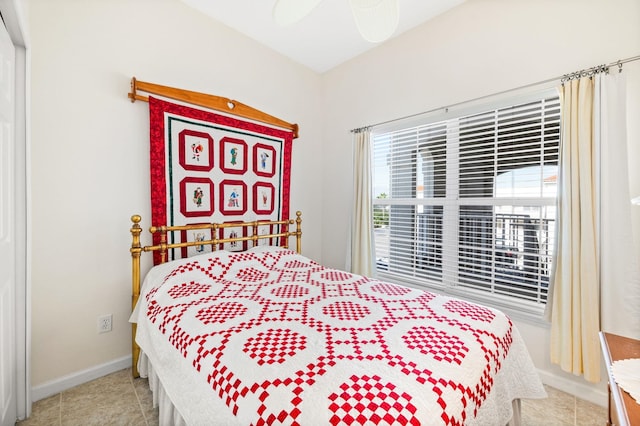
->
[128, 77, 299, 138]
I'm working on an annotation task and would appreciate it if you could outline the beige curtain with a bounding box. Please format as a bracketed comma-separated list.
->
[349, 129, 376, 276]
[599, 73, 640, 338]
[546, 76, 600, 382]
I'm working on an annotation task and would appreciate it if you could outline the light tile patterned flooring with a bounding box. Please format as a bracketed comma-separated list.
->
[17, 368, 607, 425]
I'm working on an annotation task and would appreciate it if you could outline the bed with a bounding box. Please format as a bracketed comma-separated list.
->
[129, 212, 546, 425]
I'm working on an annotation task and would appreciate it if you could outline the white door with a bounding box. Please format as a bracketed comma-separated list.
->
[0, 17, 16, 426]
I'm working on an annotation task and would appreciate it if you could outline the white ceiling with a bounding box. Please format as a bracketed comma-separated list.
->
[178, 0, 466, 73]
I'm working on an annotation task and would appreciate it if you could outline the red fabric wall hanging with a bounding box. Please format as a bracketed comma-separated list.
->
[148, 96, 294, 261]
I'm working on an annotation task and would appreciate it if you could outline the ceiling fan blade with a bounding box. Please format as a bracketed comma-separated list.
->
[273, 0, 323, 26]
[349, 0, 399, 43]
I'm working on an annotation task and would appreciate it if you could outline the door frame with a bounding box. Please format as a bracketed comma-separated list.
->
[0, 0, 30, 420]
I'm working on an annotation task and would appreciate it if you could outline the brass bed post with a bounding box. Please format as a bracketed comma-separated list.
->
[155, 226, 168, 264]
[295, 211, 302, 253]
[130, 215, 143, 378]
[251, 220, 259, 248]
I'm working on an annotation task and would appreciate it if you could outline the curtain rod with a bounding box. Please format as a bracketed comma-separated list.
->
[351, 54, 640, 133]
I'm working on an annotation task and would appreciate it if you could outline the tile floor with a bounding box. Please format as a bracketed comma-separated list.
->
[16, 368, 607, 425]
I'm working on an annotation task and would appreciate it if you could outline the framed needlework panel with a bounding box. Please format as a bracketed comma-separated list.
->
[148, 96, 294, 262]
[179, 225, 215, 259]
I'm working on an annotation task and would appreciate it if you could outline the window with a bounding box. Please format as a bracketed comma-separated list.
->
[372, 91, 560, 311]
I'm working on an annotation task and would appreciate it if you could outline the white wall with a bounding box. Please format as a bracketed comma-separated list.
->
[28, 0, 324, 387]
[322, 0, 640, 405]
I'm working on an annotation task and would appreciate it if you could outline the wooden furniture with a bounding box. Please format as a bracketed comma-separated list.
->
[128, 77, 299, 138]
[599, 332, 640, 426]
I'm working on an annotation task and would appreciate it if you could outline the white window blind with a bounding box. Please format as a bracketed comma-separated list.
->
[372, 94, 560, 308]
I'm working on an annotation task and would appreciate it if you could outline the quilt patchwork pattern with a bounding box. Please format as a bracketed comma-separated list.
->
[140, 249, 514, 425]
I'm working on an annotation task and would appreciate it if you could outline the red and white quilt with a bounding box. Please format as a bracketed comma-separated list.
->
[131, 247, 545, 425]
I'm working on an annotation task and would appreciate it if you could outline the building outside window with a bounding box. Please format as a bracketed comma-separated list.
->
[372, 90, 560, 313]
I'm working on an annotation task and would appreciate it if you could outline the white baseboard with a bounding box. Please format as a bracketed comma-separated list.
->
[31, 355, 132, 402]
[537, 369, 608, 407]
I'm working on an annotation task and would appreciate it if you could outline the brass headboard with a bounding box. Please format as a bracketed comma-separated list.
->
[129, 211, 302, 377]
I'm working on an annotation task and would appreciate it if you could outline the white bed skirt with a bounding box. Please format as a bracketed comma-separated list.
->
[138, 351, 526, 426]
[138, 352, 187, 426]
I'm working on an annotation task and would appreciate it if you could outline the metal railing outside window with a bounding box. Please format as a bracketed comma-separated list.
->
[372, 92, 560, 309]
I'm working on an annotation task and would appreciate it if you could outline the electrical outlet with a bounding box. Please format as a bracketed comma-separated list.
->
[98, 314, 113, 334]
